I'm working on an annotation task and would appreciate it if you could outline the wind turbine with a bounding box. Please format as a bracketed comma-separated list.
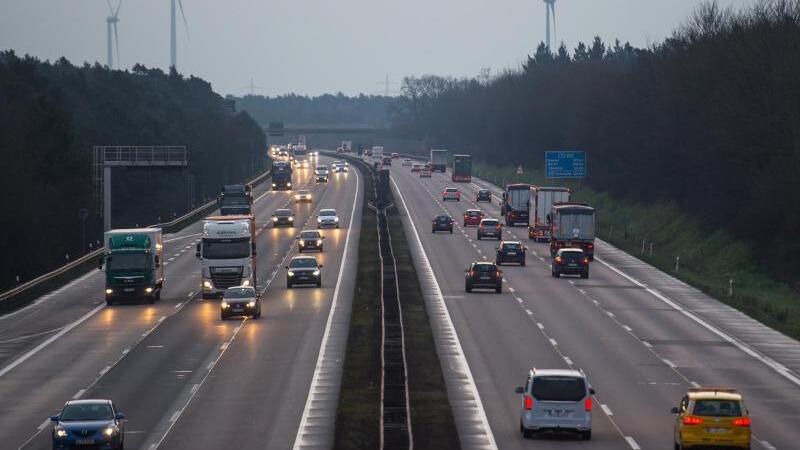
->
[543, 0, 557, 51]
[105, 0, 122, 69]
[170, 0, 189, 69]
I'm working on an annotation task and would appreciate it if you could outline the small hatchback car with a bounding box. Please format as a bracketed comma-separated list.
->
[496, 241, 526, 266]
[432, 215, 454, 233]
[463, 209, 484, 227]
[477, 218, 502, 240]
[671, 387, 751, 450]
[297, 230, 325, 252]
[51, 399, 126, 450]
[552, 248, 589, 278]
[476, 189, 492, 202]
[221, 286, 261, 320]
[294, 190, 313, 203]
[465, 261, 502, 293]
[271, 209, 295, 227]
[442, 187, 461, 201]
[317, 209, 340, 228]
[286, 256, 323, 288]
[516, 369, 594, 440]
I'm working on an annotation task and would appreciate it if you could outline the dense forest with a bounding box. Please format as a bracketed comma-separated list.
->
[235, 93, 394, 128]
[391, 1, 800, 281]
[0, 52, 265, 291]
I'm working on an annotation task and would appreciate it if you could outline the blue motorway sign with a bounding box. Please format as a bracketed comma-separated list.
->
[545, 151, 586, 178]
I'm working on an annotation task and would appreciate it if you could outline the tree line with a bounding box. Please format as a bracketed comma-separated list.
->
[235, 92, 394, 128]
[390, 0, 800, 282]
[0, 51, 265, 291]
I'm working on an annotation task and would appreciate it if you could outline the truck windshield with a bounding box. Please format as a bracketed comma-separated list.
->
[202, 238, 251, 259]
[107, 253, 150, 271]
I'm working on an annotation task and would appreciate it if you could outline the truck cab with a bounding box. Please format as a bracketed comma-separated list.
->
[218, 184, 253, 215]
[197, 215, 257, 299]
[101, 228, 164, 305]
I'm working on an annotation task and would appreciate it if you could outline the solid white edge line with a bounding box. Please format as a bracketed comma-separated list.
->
[390, 175, 498, 450]
[625, 435, 641, 450]
[596, 255, 800, 387]
[292, 167, 360, 449]
[0, 303, 105, 378]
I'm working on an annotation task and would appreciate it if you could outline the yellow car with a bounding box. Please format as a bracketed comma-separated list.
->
[672, 387, 751, 449]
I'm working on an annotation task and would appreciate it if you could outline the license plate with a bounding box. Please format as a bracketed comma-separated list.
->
[298, 276, 309, 280]
[232, 307, 243, 312]
[568, 263, 578, 267]
[480, 276, 490, 280]
[76, 439, 95, 445]
[706, 428, 728, 434]
[124, 288, 135, 292]
[506, 252, 516, 255]
[547, 410, 567, 417]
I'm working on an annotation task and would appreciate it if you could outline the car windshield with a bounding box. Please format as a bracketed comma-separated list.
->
[531, 376, 587, 402]
[446, 188, 458, 193]
[60, 403, 114, 421]
[224, 287, 255, 299]
[301, 231, 321, 239]
[503, 243, 521, 250]
[467, 211, 481, 217]
[298, 191, 310, 195]
[482, 220, 498, 226]
[289, 258, 318, 269]
[474, 264, 496, 273]
[436, 216, 451, 222]
[692, 400, 742, 417]
[319, 210, 336, 217]
[107, 253, 149, 271]
[275, 210, 291, 217]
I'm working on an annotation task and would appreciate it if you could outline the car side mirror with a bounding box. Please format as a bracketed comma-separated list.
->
[318, 264, 324, 268]
[464, 269, 469, 272]
[670, 407, 679, 414]
[50, 415, 60, 422]
[115, 413, 126, 421]
[515, 386, 524, 394]
[284, 265, 289, 270]
[321, 236, 326, 239]
[589, 388, 596, 395]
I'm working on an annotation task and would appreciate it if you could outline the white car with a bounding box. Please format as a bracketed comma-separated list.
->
[317, 209, 340, 228]
[402, 159, 412, 166]
[294, 190, 313, 202]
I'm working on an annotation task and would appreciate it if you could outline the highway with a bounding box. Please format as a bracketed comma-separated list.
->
[0, 155, 360, 450]
[388, 161, 800, 450]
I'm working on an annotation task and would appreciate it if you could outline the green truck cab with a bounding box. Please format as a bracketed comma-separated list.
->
[100, 228, 164, 305]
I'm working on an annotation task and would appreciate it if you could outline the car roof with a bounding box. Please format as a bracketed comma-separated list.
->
[687, 388, 743, 401]
[481, 218, 498, 222]
[436, 215, 452, 219]
[319, 209, 337, 213]
[445, 187, 459, 190]
[530, 368, 585, 378]
[473, 261, 496, 266]
[466, 209, 482, 213]
[225, 286, 255, 292]
[297, 189, 311, 193]
[275, 208, 291, 213]
[65, 399, 112, 406]
[479, 188, 490, 192]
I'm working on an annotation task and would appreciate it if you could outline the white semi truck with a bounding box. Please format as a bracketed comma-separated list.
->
[197, 215, 257, 299]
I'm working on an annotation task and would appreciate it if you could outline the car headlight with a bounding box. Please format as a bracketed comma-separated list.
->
[145, 287, 153, 293]
[103, 426, 117, 436]
[317, 217, 322, 222]
[241, 279, 250, 286]
[272, 217, 278, 222]
[287, 270, 295, 277]
[287, 183, 291, 187]
[55, 428, 68, 438]
[299, 241, 305, 246]
[105, 288, 113, 295]
[313, 269, 321, 276]
[316, 239, 322, 245]
[203, 280, 213, 289]
[334, 217, 339, 222]
[221, 302, 229, 308]
[288, 217, 293, 221]
[272, 183, 276, 187]
[247, 301, 256, 308]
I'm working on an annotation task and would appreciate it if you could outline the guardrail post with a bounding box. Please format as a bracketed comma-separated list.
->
[729, 278, 734, 297]
[675, 256, 680, 273]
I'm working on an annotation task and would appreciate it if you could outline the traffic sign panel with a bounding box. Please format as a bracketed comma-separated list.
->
[545, 151, 586, 178]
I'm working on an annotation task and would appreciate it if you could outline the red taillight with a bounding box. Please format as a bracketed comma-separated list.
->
[584, 397, 592, 412]
[555, 256, 563, 264]
[582, 258, 589, 265]
[587, 243, 594, 249]
[683, 416, 703, 426]
[496, 271, 501, 277]
[442, 191, 446, 196]
[732, 417, 751, 427]
[524, 395, 533, 410]
[495, 224, 501, 228]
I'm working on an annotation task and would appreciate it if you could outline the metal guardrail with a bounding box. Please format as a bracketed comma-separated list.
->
[0, 167, 273, 314]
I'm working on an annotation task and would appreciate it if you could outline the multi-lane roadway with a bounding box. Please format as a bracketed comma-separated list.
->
[0, 155, 360, 450]
[388, 161, 800, 450]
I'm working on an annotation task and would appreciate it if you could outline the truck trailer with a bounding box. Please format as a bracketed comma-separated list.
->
[101, 228, 164, 305]
[549, 203, 596, 260]
[452, 154, 472, 182]
[501, 184, 531, 226]
[430, 149, 448, 173]
[197, 215, 258, 299]
[529, 186, 571, 241]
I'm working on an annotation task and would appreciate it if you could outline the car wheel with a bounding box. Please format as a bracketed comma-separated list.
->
[477, 235, 481, 240]
[317, 281, 322, 288]
[156, 290, 161, 301]
[581, 271, 589, 279]
[551, 270, 557, 278]
[319, 246, 324, 252]
[457, 198, 461, 202]
[495, 284, 502, 293]
[581, 430, 592, 440]
[465, 283, 472, 293]
[106, 298, 114, 306]
[432, 228, 436, 233]
[522, 428, 533, 439]
[220, 312, 227, 321]
[449, 229, 453, 234]
[521, 260, 526, 266]
[287, 281, 292, 289]
[673, 441, 680, 450]
[556, 271, 561, 278]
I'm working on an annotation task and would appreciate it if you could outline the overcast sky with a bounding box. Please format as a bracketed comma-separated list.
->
[1, 0, 756, 97]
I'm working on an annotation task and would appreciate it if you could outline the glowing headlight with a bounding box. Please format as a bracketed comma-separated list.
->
[203, 280, 213, 289]
[316, 239, 322, 245]
[334, 217, 339, 222]
[103, 426, 117, 436]
[272, 217, 278, 222]
[55, 428, 68, 438]
[242, 279, 250, 286]
[105, 288, 113, 295]
[247, 301, 256, 308]
[272, 183, 277, 187]
[287, 270, 295, 277]
[287, 183, 292, 187]
[299, 241, 305, 246]
[145, 287, 153, 293]
[317, 217, 322, 222]
[288, 217, 293, 221]
[313, 269, 321, 276]
[221, 302, 229, 308]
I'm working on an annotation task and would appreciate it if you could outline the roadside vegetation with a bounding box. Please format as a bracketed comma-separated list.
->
[0, 52, 265, 291]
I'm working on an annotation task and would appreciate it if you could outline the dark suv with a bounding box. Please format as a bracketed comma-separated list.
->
[286, 256, 323, 288]
[272, 209, 295, 227]
[476, 189, 492, 202]
[465, 261, 502, 293]
[552, 248, 590, 278]
[432, 215, 454, 233]
[496, 241, 526, 266]
[297, 230, 325, 252]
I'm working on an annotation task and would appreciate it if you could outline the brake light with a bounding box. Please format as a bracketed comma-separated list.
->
[588, 243, 594, 249]
[456, 192, 461, 198]
[555, 256, 563, 264]
[495, 224, 501, 229]
[683, 416, 703, 425]
[525, 395, 533, 410]
[584, 397, 592, 412]
[582, 258, 589, 265]
[732, 417, 751, 427]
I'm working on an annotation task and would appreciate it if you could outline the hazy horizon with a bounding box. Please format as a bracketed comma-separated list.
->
[1, 0, 756, 97]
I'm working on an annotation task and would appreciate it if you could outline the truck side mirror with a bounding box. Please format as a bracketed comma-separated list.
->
[251, 242, 257, 256]
[97, 256, 104, 271]
[195, 243, 201, 258]
[515, 386, 524, 394]
[154, 255, 160, 268]
[670, 407, 679, 414]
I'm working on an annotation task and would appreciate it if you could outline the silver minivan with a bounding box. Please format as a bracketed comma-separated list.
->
[515, 368, 594, 440]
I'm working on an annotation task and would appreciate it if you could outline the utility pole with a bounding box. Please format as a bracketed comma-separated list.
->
[376, 74, 398, 96]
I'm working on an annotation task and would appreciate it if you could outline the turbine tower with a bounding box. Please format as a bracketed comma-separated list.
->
[170, 0, 189, 69]
[543, 0, 557, 51]
[106, 0, 122, 69]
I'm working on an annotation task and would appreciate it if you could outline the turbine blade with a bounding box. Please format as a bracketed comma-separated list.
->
[178, 0, 190, 41]
[551, 3, 557, 45]
[114, 0, 122, 17]
[106, 0, 114, 15]
[114, 22, 120, 67]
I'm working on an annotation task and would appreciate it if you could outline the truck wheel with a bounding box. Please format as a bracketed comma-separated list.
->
[287, 281, 292, 289]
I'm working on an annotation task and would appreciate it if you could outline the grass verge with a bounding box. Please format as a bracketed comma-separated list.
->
[473, 162, 800, 340]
